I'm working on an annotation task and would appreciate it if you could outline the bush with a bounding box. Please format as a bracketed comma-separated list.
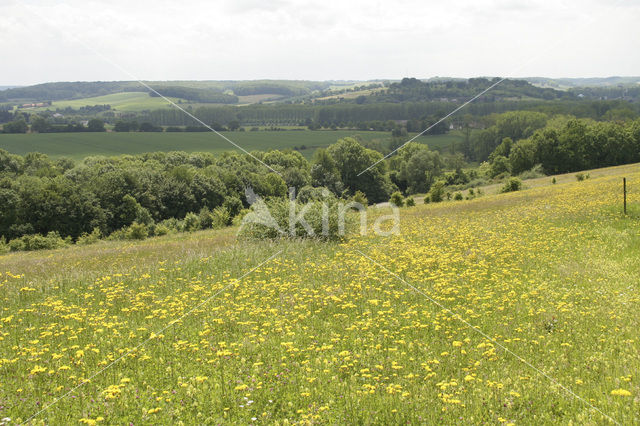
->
[453, 192, 463, 201]
[77, 227, 102, 245]
[125, 222, 148, 240]
[198, 207, 214, 229]
[238, 196, 352, 241]
[389, 191, 404, 207]
[211, 206, 231, 229]
[500, 177, 523, 193]
[423, 195, 431, 204]
[552, 177, 557, 184]
[518, 164, 545, 180]
[429, 181, 445, 203]
[575, 173, 585, 181]
[0, 237, 9, 254]
[352, 190, 368, 206]
[8, 232, 70, 252]
[154, 224, 170, 236]
[405, 197, 416, 207]
[183, 212, 200, 232]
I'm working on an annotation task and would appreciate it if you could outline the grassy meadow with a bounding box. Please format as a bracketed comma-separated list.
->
[0, 130, 464, 160]
[1, 163, 639, 424]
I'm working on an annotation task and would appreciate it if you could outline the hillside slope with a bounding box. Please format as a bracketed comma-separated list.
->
[1, 164, 639, 424]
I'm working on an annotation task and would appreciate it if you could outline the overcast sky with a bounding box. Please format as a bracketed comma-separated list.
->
[1, 0, 639, 85]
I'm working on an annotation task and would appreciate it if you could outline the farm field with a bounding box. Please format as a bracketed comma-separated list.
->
[0, 130, 468, 160]
[1, 164, 639, 424]
[27, 92, 182, 112]
[0, 130, 394, 160]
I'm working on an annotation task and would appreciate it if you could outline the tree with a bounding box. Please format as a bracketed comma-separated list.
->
[509, 139, 536, 175]
[2, 120, 28, 134]
[31, 116, 51, 133]
[87, 119, 106, 132]
[489, 137, 513, 161]
[310, 149, 343, 195]
[326, 137, 394, 203]
[139, 122, 161, 132]
[429, 181, 445, 202]
[395, 143, 443, 194]
[489, 155, 511, 178]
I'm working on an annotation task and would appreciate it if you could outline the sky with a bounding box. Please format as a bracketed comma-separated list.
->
[1, 0, 639, 85]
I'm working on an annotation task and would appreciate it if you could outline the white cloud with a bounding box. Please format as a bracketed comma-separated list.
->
[0, 0, 638, 84]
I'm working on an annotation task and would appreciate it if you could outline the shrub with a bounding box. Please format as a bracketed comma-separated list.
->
[211, 206, 231, 229]
[232, 208, 250, 226]
[0, 237, 9, 254]
[8, 232, 70, 252]
[454, 192, 463, 201]
[552, 177, 557, 184]
[389, 191, 404, 207]
[424, 195, 431, 204]
[182, 212, 200, 232]
[405, 197, 416, 207]
[125, 222, 148, 240]
[198, 207, 214, 229]
[238, 196, 352, 241]
[77, 227, 102, 245]
[429, 181, 445, 203]
[575, 173, 585, 181]
[500, 177, 523, 193]
[518, 164, 545, 180]
[352, 190, 368, 206]
[154, 224, 170, 236]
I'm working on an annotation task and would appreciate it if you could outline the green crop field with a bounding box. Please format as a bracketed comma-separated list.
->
[29, 92, 181, 112]
[0, 130, 395, 160]
[0, 129, 470, 160]
[1, 164, 639, 424]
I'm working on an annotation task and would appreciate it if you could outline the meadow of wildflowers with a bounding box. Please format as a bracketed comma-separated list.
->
[1, 166, 639, 424]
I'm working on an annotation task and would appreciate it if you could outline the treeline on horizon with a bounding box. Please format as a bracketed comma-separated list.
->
[1, 111, 640, 252]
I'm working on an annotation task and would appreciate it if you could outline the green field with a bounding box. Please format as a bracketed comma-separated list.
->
[0, 130, 463, 160]
[1, 165, 639, 424]
[30, 92, 181, 112]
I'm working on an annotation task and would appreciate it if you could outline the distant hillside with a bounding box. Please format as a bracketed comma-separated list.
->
[0, 80, 334, 103]
[526, 76, 640, 89]
[0, 86, 22, 91]
[360, 77, 572, 103]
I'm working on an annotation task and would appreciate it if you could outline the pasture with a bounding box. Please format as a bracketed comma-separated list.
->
[0, 130, 466, 160]
[1, 164, 638, 424]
